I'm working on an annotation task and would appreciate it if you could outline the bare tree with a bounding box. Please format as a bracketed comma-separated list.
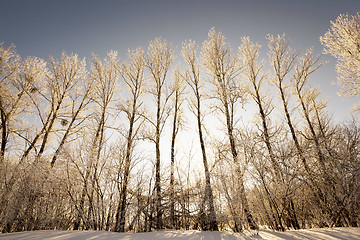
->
[292, 49, 325, 172]
[330, 118, 360, 227]
[268, 34, 308, 174]
[201, 28, 257, 231]
[182, 39, 218, 231]
[291, 49, 360, 228]
[115, 48, 145, 232]
[0, 44, 48, 164]
[72, 51, 119, 230]
[239, 37, 281, 180]
[0, 48, 50, 232]
[169, 67, 186, 229]
[239, 37, 285, 231]
[1, 52, 90, 232]
[145, 38, 175, 229]
[51, 63, 95, 167]
[267, 34, 302, 229]
[2, 27, 360, 233]
[34, 52, 87, 161]
[0, 43, 21, 163]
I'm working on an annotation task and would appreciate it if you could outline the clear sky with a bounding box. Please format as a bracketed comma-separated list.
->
[1, 0, 359, 119]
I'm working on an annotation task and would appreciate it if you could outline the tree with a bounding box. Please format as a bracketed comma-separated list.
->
[145, 38, 175, 229]
[292, 49, 325, 172]
[182, 39, 218, 231]
[0, 52, 87, 232]
[201, 28, 257, 231]
[169, 67, 186, 229]
[291, 50, 357, 227]
[267, 34, 303, 229]
[0, 44, 47, 164]
[115, 48, 145, 232]
[35, 52, 87, 162]
[239, 36, 285, 231]
[320, 12, 360, 109]
[2, 28, 360, 233]
[72, 51, 118, 230]
[330, 118, 360, 227]
[50, 59, 94, 167]
[0, 43, 21, 163]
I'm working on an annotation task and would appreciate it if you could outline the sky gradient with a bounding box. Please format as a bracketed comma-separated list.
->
[1, 0, 359, 120]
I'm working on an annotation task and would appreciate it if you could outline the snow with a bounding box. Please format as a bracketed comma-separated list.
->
[0, 228, 359, 240]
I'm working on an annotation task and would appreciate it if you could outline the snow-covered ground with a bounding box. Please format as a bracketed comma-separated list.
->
[0, 227, 359, 240]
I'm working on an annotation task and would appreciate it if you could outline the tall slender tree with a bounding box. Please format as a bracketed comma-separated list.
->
[239, 36, 285, 231]
[115, 48, 145, 232]
[182, 39, 218, 231]
[201, 28, 256, 230]
[73, 51, 118, 230]
[267, 34, 308, 175]
[169, 67, 186, 229]
[145, 38, 174, 229]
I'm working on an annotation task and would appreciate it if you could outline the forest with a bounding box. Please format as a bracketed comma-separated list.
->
[0, 13, 359, 234]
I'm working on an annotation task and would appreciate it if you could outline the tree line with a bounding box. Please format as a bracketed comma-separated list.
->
[0, 13, 359, 233]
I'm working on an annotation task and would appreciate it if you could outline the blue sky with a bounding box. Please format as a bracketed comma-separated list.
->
[1, 0, 359, 120]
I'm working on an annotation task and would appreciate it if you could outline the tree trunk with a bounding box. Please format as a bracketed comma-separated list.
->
[116, 108, 136, 232]
[0, 100, 7, 163]
[195, 93, 218, 231]
[170, 91, 180, 229]
[155, 93, 162, 229]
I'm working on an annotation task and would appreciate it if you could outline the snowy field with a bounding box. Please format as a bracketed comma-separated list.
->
[0, 228, 359, 240]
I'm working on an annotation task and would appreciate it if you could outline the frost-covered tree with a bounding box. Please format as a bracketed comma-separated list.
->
[292, 49, 325, 171]
[182, 39, 218, 231]
[1, 26, 360, 233]
[115, 48, 145, 232]
[201, 28, 257, 231]
[239, 37, 280, 179]
[71, 52, 118, 230]
[320, 13, 360, 110]
[169, 67, 186, 229]
[0, 44, 48, 164]
[35, 52, 87, 162]
[145, 38, 175, 229]
[50, 59, 94, 167]
[0, 45, 50, 232]
[268, 34, 302, 230]
[0, 43, 21, 163]
[239, 37, 286, 231]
